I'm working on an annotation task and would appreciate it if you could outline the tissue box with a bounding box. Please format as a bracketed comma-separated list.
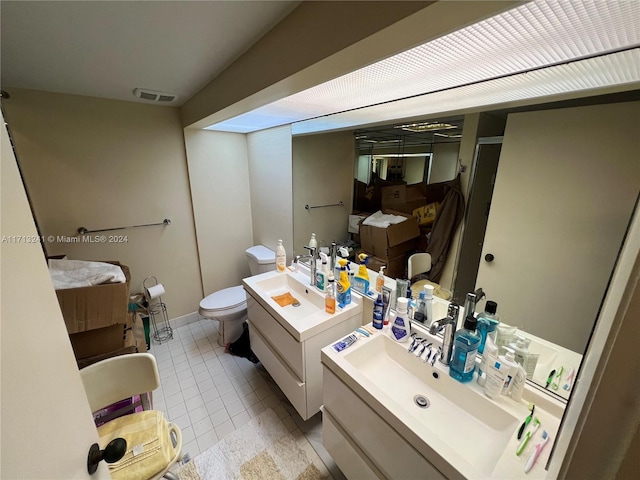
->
[359, 210, 420, 259]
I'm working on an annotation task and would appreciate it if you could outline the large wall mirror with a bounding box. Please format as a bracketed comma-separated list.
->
[348, 99, 640, 401]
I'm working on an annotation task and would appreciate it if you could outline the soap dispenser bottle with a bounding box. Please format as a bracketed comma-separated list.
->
[375, 266, 386, 293]
[389, 297, 411, 342]
[276, 239, 286, 272]
[325, 272, 336, 314]
[449, 314, 481, 383]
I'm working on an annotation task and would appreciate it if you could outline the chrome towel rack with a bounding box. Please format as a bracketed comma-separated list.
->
[77, 219, 171, 235]
[305, 201, 344, 211]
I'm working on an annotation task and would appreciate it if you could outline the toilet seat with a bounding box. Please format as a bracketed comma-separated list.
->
[199, 285, 247, 317]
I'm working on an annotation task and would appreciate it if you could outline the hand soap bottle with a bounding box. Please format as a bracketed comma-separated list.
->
[276, 239, 286, 272]
[449, 314, 481, 383]
[325, 273, 336, 314]
[389, 297, 411, 342]
[353, 253, 370, 294]
[375, 266, 386, 293]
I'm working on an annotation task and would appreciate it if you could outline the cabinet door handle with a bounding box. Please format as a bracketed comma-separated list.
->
[485, 253, 495, 262]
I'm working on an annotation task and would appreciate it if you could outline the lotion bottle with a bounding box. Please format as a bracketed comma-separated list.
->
[276, 239, 286, 272]
[389, 297, 411, 342]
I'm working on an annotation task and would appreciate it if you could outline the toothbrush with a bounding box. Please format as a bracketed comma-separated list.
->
[563, 367, 576, 391]
[551, 366, 563, 390]
[517, 403, 535, 440]
[524, 430, 550, 473]
[516, 417, 540, 456]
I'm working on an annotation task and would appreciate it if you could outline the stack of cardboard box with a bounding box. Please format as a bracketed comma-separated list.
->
[54, 261, 146, 367]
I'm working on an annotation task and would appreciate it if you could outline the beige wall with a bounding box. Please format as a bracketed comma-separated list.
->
[429, 142, 460, 184]
[3, 88, 203, 318]
[1, 115, 109, 479]
[247, 125, 294, 260]
[184, 129, 254, 295]
[292, 131, 356, 255]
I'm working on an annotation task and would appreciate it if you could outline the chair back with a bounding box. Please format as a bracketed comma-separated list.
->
[80, 353, 160, 412]
[408, 252, 432, 280]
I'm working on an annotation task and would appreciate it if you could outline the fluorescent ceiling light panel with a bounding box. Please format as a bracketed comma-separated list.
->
[396, 122, 457, 132]
[292, 48, 640, 135]
[206, 0, 640, 133]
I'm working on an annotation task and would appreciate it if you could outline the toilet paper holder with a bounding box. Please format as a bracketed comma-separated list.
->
[143, 276, 173, 344]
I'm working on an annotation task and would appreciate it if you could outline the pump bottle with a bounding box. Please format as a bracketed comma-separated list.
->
[375, 266, 386, 293]
[276, 239, 286, 272]
[325, 273, 336, 314]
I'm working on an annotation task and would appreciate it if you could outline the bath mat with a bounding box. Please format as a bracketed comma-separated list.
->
[271, 292, 300, 307]
[175, 408, 326, 480]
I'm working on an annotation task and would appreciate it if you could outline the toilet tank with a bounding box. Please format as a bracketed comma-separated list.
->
[245, 245, 276, 275]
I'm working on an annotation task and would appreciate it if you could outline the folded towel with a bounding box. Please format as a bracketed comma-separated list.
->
[271, 292, 299, 307]
[49, 259, 126, 290]
[362, 210, 407, 228]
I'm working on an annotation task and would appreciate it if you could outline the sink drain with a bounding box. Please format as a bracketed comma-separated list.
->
[414, 394, 430, 409]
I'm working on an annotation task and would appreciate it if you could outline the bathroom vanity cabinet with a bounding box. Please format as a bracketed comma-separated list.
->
[243, 269, 363, 420]
[322, 366, 447, 479]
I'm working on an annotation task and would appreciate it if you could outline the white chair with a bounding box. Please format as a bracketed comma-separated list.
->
[80, 353, 182, 480]
[408, 252, 432, 281]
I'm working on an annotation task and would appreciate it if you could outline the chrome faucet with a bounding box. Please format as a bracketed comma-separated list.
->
[429, 303, 460, 366]
[294, 246, 317, 286]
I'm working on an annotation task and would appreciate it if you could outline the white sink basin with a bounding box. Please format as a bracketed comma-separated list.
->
[243, 268, 362, 341]
[343, 333, 519, 476]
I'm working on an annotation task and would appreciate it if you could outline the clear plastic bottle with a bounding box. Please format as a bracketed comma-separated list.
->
[413, 290, 426, 323]
[423, 284, 434, 327]
[449, 314, 481, 383]
[276, 239, 286, 272]
[476, 300, 500, 354]
[325, 273, 336, 314]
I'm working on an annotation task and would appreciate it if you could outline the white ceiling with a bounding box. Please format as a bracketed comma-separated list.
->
[0, 0, 299, 106]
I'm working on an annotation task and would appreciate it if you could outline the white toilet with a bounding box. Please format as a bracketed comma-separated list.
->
[199, 245, 276, 346]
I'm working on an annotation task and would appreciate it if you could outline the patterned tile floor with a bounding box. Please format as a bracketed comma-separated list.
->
[150, 318, 345, 480]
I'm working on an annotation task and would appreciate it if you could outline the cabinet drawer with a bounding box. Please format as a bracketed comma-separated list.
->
[323, 409, 382, 480]
[249, 323, 307, 419]
[247, 295, 304, 380]
[323, 367, 445, 480]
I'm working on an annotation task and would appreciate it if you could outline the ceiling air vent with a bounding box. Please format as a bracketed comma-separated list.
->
[132, 88, 178, 103]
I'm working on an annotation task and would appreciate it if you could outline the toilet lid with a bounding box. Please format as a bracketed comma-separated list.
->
[245, 245, 275, 264]
[200, 286, 247, 312]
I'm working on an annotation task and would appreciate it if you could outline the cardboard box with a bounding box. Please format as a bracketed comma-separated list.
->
[74, 313, 147, 369]
[366, 253, 409, 279]
[359, 211, 420, 259]
[381, 185, 407, 211]
[56, 262, 131, 334]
